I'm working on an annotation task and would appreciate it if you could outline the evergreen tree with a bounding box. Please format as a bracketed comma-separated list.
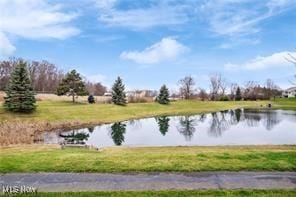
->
[57, 70, 88, 102]
[157, 85, 170, 104]
[235, 87, 242, 101]
[110, 122, 126, 146]
[156, 116, 170, 136]
[111, 77, 126, 105]
[4, 61, 36, 112]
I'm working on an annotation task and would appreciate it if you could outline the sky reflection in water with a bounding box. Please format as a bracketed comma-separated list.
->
[42, 109, 296, 147]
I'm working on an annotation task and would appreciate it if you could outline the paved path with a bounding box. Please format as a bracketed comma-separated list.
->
[1, 172, 296, 192]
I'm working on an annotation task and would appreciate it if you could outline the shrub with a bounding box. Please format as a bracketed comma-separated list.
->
[88, 95, 95, 104]
[219, 95, 230, 101]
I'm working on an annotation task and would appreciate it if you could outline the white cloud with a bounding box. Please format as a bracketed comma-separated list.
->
[224, 51, 296, 70]
[0, 0, 79, 57]
[94, 0, 191, 29]
[200, 0, 295, 37]
[94, 0, 116, 10]
[120, 37, 188, 64]
[218, 38, 260, 49]
[0, 32, 16, 57]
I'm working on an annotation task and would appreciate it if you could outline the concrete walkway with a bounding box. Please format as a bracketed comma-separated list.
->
[1, 172, 296, 192]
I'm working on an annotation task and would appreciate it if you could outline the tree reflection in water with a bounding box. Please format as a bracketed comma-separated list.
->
[156, 116, 170, 136]
[262, 111, 281, 130]
[128, 119, 142, 130]
[177, 116, 197, 141]
[208, 111, 230, 137]
[244, 110, 262, 127]
[109, 122, 126, 146]
[59, 129, 90, 144]
[229, 109, 242, 125]
[87, 127, 95, 133]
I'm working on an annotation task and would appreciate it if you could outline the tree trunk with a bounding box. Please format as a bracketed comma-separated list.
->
[72, 94, 75, 102]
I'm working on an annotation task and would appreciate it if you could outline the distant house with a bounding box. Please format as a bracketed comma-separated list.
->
[282, 87, 296, 98]
[103, 92, 112, 97]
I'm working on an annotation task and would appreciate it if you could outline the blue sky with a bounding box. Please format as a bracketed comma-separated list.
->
[0, 0, 296, 91]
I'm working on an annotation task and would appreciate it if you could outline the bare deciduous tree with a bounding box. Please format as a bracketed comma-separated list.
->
[230, 83, 238, 100]
[209, 73, 227, 100]
[86, 82, 107, 96]
[0, 58, 64, 93]
[209, 74, 221, 100]
[198, 88, 208, 101]
[179, 76, 195, 99]
[220, 77, 228, 96]
[265, 79, 280, 100]
[244, 81, 259, 100]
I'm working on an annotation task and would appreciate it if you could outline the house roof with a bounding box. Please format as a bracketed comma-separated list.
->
[285, 87, 296, 91]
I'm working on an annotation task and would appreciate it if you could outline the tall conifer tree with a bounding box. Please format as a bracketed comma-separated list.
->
[157, 85, 170, 104]
[111, 77, 126, 105]
[4, 61, 36, 112]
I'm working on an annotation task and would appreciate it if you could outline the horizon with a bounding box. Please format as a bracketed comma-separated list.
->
[1, 0, 296, 91]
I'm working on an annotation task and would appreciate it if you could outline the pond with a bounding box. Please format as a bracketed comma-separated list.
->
[41, 109, 296, 147]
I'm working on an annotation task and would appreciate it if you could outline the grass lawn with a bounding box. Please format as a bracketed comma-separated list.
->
[11, 190, 296, 197]
[1, 145, 295, 173]
[273, 98, 296, 110]
[1, 100, 275, 146]
[0, 100, 271, 123]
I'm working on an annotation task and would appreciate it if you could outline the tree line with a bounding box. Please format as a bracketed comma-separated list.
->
[0, 58, 107, 95]
[1, 57, 291, 113]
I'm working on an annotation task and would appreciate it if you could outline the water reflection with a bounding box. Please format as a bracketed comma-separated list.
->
[177, 116, 197, 140]
[156, 116, 170, 136]
[59, 129, 89, 145]
[43, 109, 295, 147]
[208, 111, 230, 137]
[87, 127, 95, 133]
[129, 119, 142, 130]
[263, 111, 281, 131]
[109, 122, 126, 146]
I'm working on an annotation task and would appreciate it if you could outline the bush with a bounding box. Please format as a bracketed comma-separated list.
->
[88, 95, 95, 104]
[219, 95, 230, 101]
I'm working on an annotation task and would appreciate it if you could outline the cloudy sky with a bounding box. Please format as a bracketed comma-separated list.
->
[0, 0, 295, 91]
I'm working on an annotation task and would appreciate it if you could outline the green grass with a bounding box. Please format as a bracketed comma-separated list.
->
[7, 190, 296, 197]
[1, 145, 295, 173]
[1, 98, 294, 124]
[0, 100, 270, 123]
[273, 98, 296, 110]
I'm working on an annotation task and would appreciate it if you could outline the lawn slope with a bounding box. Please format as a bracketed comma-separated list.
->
[1, 145, 295, 173]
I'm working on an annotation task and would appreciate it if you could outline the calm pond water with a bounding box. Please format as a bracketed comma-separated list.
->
[41, 109, 296, 147]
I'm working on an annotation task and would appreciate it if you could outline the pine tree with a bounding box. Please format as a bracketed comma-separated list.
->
[235, 87, 242, 101]
[110, 122, 126, 146]
[4, 61, 36, 112]
[111, 77, 126, 105]
[157, 85, 170, 104]
[156, 116, 170, 135]
[57, 70, 88, 102]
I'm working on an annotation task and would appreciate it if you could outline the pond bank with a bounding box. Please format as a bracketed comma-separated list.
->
[1, 145, 295, 173]
[0, 100, 272, 146]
